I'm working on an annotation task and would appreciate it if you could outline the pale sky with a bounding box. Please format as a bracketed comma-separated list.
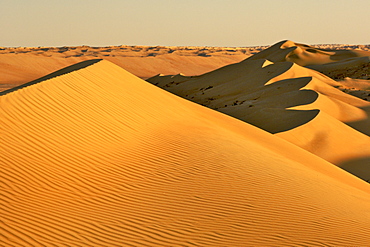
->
[1, 0, 369, 47]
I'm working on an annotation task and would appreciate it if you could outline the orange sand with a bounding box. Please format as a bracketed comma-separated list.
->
[148, 40, 370, 181]
[1, 41, 370, 246]
[0, 45, 251, 91]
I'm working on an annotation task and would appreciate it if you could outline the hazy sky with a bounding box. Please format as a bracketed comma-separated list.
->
[1, 0, 369, 47]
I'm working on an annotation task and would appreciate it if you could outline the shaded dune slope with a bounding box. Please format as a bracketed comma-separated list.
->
[1, 60, 370, 246]
[147, 41, 370, 179]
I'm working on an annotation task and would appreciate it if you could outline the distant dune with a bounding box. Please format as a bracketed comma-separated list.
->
[0, 45, 254, 90]
[1, 41, 370, 246]
[1, 42, 368, 94]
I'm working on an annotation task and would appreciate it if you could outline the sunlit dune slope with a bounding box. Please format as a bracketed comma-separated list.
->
[147, 41, 370, 180]
[249, 41, 370, 98]
[1, 60, 370, 246]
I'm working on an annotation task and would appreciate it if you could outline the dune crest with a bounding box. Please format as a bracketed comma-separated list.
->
[147, 41, 370, 180]
[2, 60, 370, 246]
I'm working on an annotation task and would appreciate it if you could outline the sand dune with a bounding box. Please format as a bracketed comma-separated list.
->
[247, 40, 370, 66]
[0, 54, 83, 91]
[147, 40, 370, 180]
[0, 45, 251, 91]
[2, 59, 370, 245]
[1, 41, 368, 93]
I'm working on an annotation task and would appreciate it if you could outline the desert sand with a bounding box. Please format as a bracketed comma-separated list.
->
[0, 45, 254, 91]
[1, 41, 370, 246]
[147, 40, 370, 180]
[2, 42, 368, 92]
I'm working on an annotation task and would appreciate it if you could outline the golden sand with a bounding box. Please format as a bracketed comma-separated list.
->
[1, 41, 370, 246]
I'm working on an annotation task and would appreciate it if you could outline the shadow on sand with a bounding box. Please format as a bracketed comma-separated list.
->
[346, 105, 370, 137]
[147, 59, 320, 134]
[339, 157, 370, 183]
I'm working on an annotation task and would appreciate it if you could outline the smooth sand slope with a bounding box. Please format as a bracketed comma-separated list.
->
[147, 40, 370, 181]
[2, 60, 370, 246]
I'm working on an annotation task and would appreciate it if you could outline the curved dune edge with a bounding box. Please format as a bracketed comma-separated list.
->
[147, 41, 370, 179]
[248, 40, 370, 66]
[1, 60, 370, 246]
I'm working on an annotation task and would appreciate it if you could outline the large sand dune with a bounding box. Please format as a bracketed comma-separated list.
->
[148, 40, 370, 181]
[2, 40, 370, 245]
[2, 59, 370, 246]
